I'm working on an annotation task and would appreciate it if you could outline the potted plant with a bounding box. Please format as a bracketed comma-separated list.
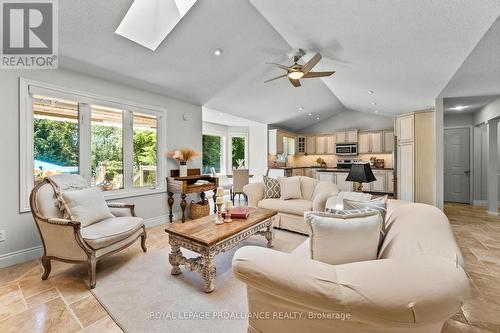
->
[167, 148, 199, 177]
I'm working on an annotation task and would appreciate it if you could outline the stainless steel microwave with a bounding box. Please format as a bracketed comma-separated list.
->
[335, 143, 358, 156]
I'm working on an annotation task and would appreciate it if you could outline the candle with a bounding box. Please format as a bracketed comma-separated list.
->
[216, 196, 224, 204]
[225, 201, 233, 210]
[216, 187, 224, 197]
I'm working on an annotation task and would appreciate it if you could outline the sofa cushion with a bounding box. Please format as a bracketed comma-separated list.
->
[325, 191, 372, 211]
[344, 195, 388, 224]
[263, 176, 281, 199]
[300, 176, 318, 201]
[279, 176, 302, 200]
[258, 198, 312, 216]
[305, 209, 382, 265]
[62, 187, 114, 227]
[81, 216, 144, 249]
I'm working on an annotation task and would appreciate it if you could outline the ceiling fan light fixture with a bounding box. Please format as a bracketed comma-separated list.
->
[288, 71, 304, 80]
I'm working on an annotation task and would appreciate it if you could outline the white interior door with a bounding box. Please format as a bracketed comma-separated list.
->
[444, 128, 470, 203]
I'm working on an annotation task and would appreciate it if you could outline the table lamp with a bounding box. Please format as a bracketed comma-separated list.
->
[346, 163, 376, 192]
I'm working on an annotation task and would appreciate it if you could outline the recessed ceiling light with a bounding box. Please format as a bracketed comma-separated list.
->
[450, 105, 467, 111]
[368, 90, 374, 94]
[307, 112, 312, 116]
[371, 102, 377, 105]
[374, 110, 379, 114]
[316, 117, 320, 120]
[298, 106, 304, 111]
[214, 48, 223, 56]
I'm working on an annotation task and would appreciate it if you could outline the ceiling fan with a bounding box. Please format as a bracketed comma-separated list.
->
[264, 49, 335, 87]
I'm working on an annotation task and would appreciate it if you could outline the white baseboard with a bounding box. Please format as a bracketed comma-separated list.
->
[0, 245, 43, 268]
[0, 214, 174, 268]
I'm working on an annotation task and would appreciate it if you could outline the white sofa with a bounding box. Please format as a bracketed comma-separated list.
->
[233, 200, 469, 333]
[243, 176, 339, 234]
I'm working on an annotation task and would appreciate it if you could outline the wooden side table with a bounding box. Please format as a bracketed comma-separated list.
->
[166, 169, 219, 223]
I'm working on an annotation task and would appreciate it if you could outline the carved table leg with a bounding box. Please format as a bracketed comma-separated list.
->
[265, 222, 274, 248]
[168, 192, 174, 223]
[213, 189, 217, 213]
[201, 251, 216, 293]
[41, 256, 51, 280]
[180, 194, 187, 222]
[169, 239, 182, 275]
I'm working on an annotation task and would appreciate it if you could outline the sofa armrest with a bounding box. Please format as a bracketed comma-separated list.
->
[107, 202, 135, 217]
[312, 190, 338, 211]
[233, 246, 469, 325]
[243, 182, 264, 207]
[47, 217, 81, 227]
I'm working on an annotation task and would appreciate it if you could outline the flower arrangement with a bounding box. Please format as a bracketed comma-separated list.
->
[166, 148, 199, 165]
[316, 157, 327, 167]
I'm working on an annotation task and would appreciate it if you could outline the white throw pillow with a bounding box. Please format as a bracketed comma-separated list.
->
[279, 176, 302, 200]
[343, 195, 388, 223]
[305, 209, 382, 265]
[62, 188, 114, 227]
[325, 191, 372, 211]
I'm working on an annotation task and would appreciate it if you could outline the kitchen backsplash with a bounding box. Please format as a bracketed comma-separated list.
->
[281, 153, 393, 168]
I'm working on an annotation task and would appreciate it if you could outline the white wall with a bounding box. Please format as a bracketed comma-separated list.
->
[299, 110, 394, 134]
[0, 69, 202, 267]
[444, 113, 474, 127]
[474, 96, 500, 125]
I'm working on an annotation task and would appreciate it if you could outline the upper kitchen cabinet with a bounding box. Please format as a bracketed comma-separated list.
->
[269, 129, 296, 156]
[369, 131, 383, 153]
[326, 135, 336, 154]
[306, 135, 316, 154]
[336, 130, 358, 143]
[358, 132, 369, 153]
[383, 130, 394, 152]
[396, 114, 414, 143]
[315, 136, 327, 154]
[297, 136, 306, 155]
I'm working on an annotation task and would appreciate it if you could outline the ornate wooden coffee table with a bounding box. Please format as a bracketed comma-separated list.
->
[164, 208, 277, 293]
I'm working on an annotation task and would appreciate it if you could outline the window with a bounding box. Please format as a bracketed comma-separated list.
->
[33, 96, 79, 185]
[202, 134, 223, 174]
[90, 105, 124, 191]
[20, 79, 166, 212]
[230, 133, 248, 170]
[133, 113, 157, 187]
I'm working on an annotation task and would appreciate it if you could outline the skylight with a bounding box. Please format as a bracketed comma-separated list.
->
[115, 0, 198, 51]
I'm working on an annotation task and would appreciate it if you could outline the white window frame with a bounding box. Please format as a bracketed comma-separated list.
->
[202, 131, 226, 175]
[229, 132, 249, 171]
[19, 78, 167, 212]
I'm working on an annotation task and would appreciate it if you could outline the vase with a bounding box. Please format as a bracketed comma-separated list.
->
[180, 162, 187, 177]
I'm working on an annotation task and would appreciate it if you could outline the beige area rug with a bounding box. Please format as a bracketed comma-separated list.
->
[91, 229, 307, 333]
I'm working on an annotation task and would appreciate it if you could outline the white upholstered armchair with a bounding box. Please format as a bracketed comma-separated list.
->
[29, 176, 147, 288]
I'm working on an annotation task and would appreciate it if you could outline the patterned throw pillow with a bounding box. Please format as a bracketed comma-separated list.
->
[263, 176, 281, 199]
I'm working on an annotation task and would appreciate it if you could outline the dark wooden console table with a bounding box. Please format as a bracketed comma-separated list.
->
[166, 169, 219, 223]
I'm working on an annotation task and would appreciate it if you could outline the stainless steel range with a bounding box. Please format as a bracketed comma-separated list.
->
[336, 159, 360, 169]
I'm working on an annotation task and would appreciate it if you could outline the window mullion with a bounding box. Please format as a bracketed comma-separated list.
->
[79, 103, 91, 184]
[123, 111, 133, 190]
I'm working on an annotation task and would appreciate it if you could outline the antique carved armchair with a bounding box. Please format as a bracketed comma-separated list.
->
[29, 177, 147, 288]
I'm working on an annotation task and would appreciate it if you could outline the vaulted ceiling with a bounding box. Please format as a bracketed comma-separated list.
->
[58, 0, 500, 130]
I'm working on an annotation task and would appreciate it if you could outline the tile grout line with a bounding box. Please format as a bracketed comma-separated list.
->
[56, 288, 85, 330]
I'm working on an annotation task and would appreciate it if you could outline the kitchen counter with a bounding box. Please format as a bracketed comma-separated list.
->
[316, 167, 394, 173]
[267, 166, 328, 170]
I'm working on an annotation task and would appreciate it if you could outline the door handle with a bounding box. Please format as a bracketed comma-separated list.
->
[464, 170, 471, 175]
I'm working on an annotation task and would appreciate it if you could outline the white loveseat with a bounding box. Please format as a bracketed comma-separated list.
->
[233, 200, 469, 333]
[243, 176, 339, 234]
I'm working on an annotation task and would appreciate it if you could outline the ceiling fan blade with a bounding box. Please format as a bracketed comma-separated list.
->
[265, 62, 290, 70]
[302, 52, 322, 74]
[264, 74, 288, 83]
[289, 77, 301, 87]
[302, 71, 336, 78]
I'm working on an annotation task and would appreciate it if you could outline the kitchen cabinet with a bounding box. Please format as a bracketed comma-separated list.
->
[326, 135, 336, 154]
[370, 170, 386, 192]
[396, 111, 435, 204]
[315, 136, 327, 154]
[316, 172, 353, 192]
[297, 136, 306, 155]
[335, 130, 358, 144]
[369, 132, 383, 153]
[318, 172, 335, 183]
[292, 168, 304, 177]
[358, 132, 369, 153]
[384, 131, 394, 152]
[396, 115, 414, 143]
[304, 168, 313, 178]
[306, 136, 316, 154]
[268, 129, 296, 156]
[386, 171, 394, 194]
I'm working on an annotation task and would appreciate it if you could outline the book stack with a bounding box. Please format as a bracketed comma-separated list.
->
[222, 207, 250, 219]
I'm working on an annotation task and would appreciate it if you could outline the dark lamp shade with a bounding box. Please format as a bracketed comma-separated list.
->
[346, 163, 376, 183]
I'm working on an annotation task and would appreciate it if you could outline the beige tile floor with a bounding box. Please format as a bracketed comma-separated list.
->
[0, 203, 499, 333]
